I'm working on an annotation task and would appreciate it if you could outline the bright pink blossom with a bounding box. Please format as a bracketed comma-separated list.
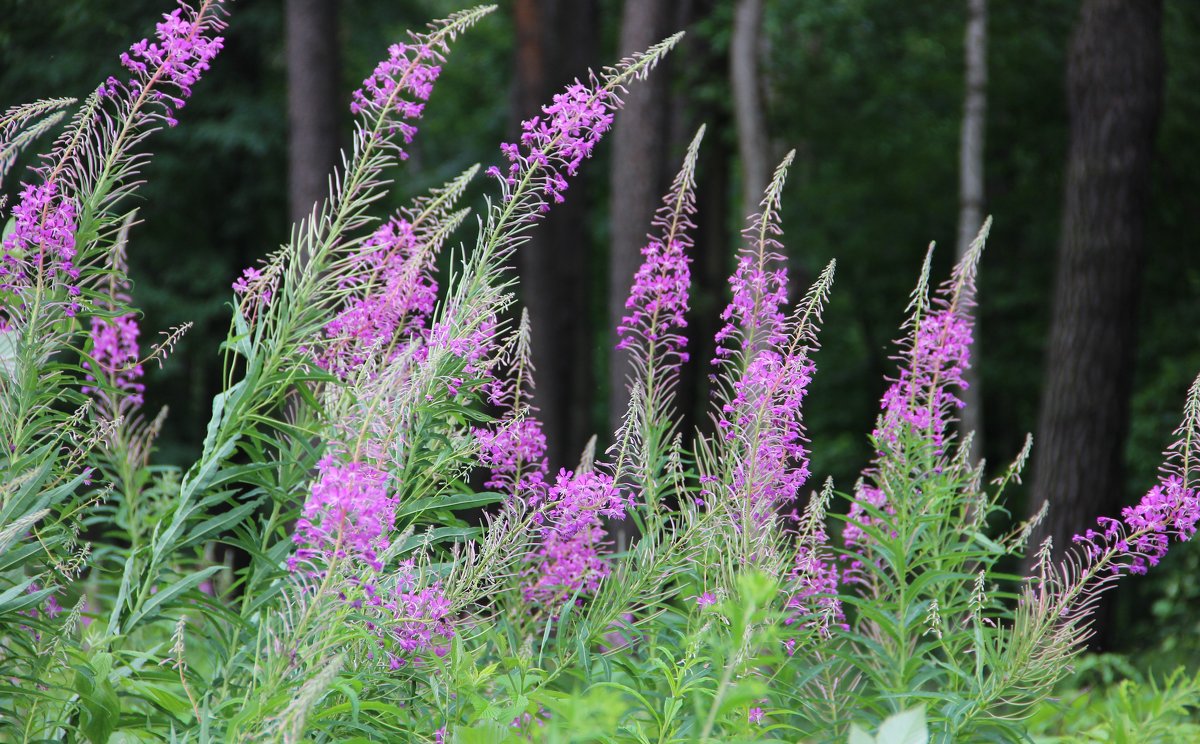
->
[102, 0, 227, 126]
[292, 455, 396, 571]
[0, 181, 80, 319]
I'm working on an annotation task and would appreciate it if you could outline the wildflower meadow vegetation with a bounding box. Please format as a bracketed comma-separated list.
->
[3, 2, 1200, 741]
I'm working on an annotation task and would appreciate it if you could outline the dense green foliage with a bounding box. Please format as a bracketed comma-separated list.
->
[2, 2, 1200, 741]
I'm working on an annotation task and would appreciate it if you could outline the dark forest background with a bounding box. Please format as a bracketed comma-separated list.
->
[2, 0, 1198, 656]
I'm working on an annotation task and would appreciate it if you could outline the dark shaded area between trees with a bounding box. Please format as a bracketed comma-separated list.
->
[2, 0, 1198, 652]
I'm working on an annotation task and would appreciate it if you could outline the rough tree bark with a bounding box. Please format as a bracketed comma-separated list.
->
[607, 0, 672, 435]
[730, 0, 770, 222]
[512, 0, 599, 467]
[1028, 0, 1164, 580]
[956, 0, 987, 460]
[286, 0, 341, 229]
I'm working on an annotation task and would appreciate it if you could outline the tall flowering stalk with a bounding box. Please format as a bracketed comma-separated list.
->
[951, 371, 1200, 733]
[311, 166, 477, 380]
[2, 0, 227, 475]
[615, 127, 702, 408]
[609, 127, 703, 503]
[843, 221, 989, 586]
[706, 154, 830, 567]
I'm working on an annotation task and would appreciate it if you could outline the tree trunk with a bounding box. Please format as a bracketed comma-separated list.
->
[286, 0, 341, 231]
[512, 0, 599, 468]
[607, 0, 672, 435]
[730, 0, 770, 222]
[1028, 0, 1163, 594]
[956, 0, 987, 460]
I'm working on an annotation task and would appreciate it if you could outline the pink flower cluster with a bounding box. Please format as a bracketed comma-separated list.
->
[352, 561, 454, 669]
[428, 312, 498, 387]
[317, 218, 437, 379]
[102, 1, 227, 126]
[231, 265, 275, 307]
[786, 542, 844, 639]
[873, 306, 973, 453]
[82, 313, 146, 408]
[1073, 474, 1200, 575]
[289, 456, 459, 670]
[0, 181, 80, 318]
[841, 484, 896, 586]
[474, 419, 549, 496]
[524, 469, 631, 606]
[713, 249, 789, 363]
[616, 237, 691, 372]
[350, 41, 443, 155]
[719, 351, 816, 523]
[491, 80, 619, 209]
[291, 455, 396, 572]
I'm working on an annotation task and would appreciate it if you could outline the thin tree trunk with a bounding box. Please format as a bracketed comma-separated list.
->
[1028, 0, 1163, 604]
[607, 0, 671, 435]
[730, 0, 770, 221]
[286, 0, 341, 232]
[956, 0, 987, 460]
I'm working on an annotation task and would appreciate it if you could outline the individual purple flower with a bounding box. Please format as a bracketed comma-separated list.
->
[524, 469, 630, 606]
[0, 181, 80, 318]
[695, 592, 718, 608]
[292, 455, 396, 571]
[490, 78, 620, 210]
[748, 707, 765, 725]
[103, 0, 227, 127]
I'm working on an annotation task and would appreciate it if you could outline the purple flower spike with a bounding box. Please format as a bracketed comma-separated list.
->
[524, 469, 630, 607]
[493, 78, 620, 209]
[615, 127, 703, 394]
[351, 35, 448, 158]
[0, 181, 80, 318]
[104, 0, 227, 127]
[316, 217, 438, 379]
[293, 455, 397, 571]
[82, 314, 146, 408]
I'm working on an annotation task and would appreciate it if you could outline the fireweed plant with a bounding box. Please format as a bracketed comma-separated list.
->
[1, 2, 1199, 742]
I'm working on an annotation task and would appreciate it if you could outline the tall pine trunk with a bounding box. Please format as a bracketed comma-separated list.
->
[955, 0, 987, 459]
[286, 0, 341, 231]
[1029, 0, 1164, 600]
[607, 0, 672, 436]
[730, 0, 770, 222]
